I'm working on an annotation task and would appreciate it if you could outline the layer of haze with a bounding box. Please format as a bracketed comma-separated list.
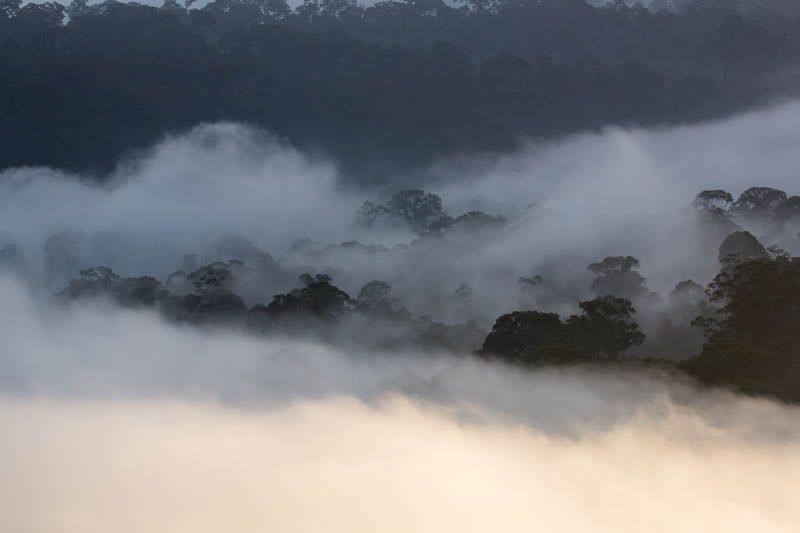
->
[2, 101, 800, 314]
[2, 396, 800, 533]
[2, 275, 800, 532]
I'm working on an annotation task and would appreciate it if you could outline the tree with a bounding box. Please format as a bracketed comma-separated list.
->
[480, 310, 568, 364]
[692, 189, 733, 215]
[717, 230, 768, 269]
[265, 273, 355, 321]
[385, 190, 447, 233]
[587, 256, 647, 298]
[730, 187, 787, 217]
[356, 280, 399, 315]
[671, 279, 705, 304]
[681, 336, 784, 395]
[357, 280, 391, 307]
[706, 258, 800, 352]
[683, 257, 800, 401]
[356, 190, 447, 234]
[480, 295, 645, 364]
[565, 296, 645, 360]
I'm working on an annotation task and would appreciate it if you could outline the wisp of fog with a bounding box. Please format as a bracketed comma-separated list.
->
[2, 102, 800, 531]
[3, 101, 800, 305]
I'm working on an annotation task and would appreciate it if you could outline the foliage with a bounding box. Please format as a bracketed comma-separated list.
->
[566, 296, 646, 359]
[587, 256, 648, 298]
[55, 264, 247, 323]
[264, 273, 356, 321]
[682, 257, 800, 401]
[480, 311, 567, 364]
[2, 0, 797, 178]
[717, 230, 769, 268]
[480, 296, 645, 365]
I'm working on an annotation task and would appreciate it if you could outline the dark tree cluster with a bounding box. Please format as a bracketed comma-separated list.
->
[55, 260, 486, 353]
[356, 189, 508, 238]
[55, 263, 249, 323]
[692, 186, 800, 223]
[479, 295, 646, 365]
[587, 256, 650, 299]
[682, 256, 800, 401]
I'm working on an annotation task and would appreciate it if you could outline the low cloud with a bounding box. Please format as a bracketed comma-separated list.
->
[2, 259, 800, 531]
[1, 395, 799, 533]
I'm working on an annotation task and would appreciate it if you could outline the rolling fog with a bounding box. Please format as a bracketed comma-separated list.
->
[4, 293, 800, 531]
[2, 100, 800, 317]
[3, 273, 800, 532]
[2, 101, 800, 530]
[2, 396, 799, 533]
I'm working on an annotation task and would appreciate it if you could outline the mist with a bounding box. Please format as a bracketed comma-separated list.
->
[0, 124, 357, 283]
[3, 101, 800, 321]
[3, 267, 800, 531]
[2, 395, 799, 533]
[3, 272, 800, 531]
[5, 0, 800, 528]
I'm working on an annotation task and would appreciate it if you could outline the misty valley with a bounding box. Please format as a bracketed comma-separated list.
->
[4, 0, 800, 531]
[15, 182, 799, 403]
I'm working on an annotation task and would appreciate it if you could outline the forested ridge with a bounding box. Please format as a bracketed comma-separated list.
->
[2, 0, 800, 178]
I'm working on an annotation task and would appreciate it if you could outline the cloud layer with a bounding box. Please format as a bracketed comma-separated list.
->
[3, 102, 800, 304]
[2, 395, 799, 533]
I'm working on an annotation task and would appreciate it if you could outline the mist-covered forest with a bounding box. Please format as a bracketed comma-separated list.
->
[3, 1, 800, 531]
[12, 178, 797, 403]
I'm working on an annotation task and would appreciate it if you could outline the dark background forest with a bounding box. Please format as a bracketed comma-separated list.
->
[3, 0, 800, 179]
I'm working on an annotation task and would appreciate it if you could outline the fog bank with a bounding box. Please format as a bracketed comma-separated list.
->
[3, 272, 800, 437]
[3, 102, 800, 302]
[2, 396, 799, 533]
[3, 262, 800, 532]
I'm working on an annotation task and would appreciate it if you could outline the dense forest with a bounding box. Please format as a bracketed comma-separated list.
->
[2, 0, 800, 179]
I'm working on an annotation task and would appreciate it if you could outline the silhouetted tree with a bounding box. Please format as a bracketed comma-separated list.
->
[565, 296, 646, 359]
[588, 256, 647, 298]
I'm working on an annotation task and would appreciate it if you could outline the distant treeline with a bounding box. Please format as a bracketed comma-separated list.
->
[39, 184, 800, 403]
[1, 0, 799, 178]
